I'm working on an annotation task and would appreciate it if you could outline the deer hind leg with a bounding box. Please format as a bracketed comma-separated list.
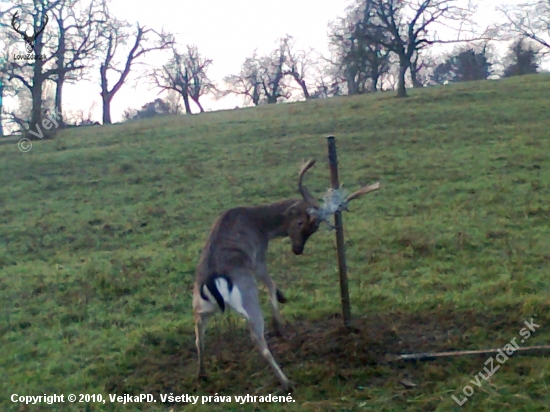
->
[246, 304, 293, 389]
[195, 311, 214, 379]
[238, 279, 293, 389]
[193, 288, 217, 380]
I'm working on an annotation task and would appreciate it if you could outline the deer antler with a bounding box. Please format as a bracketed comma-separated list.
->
[298, 158, 320, 209]
[346, 182, 380, 203]
[11, 11, 27, 37]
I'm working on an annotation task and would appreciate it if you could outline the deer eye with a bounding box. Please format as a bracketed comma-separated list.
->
[297, 220, 304, 227]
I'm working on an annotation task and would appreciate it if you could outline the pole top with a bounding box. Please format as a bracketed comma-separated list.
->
[326, 135, 335, 140]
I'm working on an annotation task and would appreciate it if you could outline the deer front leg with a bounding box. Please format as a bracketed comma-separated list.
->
[256, 266, 290, 339]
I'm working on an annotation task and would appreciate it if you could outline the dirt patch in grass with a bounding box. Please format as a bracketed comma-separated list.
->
[104, 306, 544, 408]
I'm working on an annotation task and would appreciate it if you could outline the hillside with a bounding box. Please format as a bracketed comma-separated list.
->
[1, 75, 550, 411]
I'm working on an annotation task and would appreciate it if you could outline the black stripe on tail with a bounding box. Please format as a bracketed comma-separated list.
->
[200, 274, 233, 313]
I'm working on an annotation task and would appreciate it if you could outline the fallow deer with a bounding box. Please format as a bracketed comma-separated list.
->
[192, 159, 379, 389]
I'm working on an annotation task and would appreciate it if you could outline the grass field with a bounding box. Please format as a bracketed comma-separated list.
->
[1, 74, 550, 411]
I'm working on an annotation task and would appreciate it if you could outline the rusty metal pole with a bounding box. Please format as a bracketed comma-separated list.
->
[326, 135, 351, 326]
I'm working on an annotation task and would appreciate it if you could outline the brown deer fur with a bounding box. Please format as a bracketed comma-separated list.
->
[193, 160, 320, 389]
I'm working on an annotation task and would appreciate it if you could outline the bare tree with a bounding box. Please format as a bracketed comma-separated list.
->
[50, 0, 105, 127]
[182, 45, 213, 113]
[224, 39, 291, 105]
[99, 15, 173, 124]
[2, 0, 62, 138]
[222, 52, 263, 106]
[150, 44, 213, 114]
[8, 76, 55, 131]
[309, 58, 345, 98]
[410, 51, 422, 88]
[410, 49, 448, 88]
[151, 46, 191, 114]
[329, 1, 391, 94]
[258, 43, 289, 104]
[0, 57, 7, 136]
[280, 34, 314, 99]
[64, 101, 98, 125]
[362, 42, 391, 92]
[1, 1, 102, 133]
[359, 0, 478, 98]
[0, 19, 15, 135]
[121, 106, 137, 121]
[498, 1, 550, 53]
[329, 17, 368, 94]
[164, 89, 183, 114]
[0, 37, 16, 136]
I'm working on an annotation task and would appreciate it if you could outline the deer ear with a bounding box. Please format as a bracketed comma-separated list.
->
[284, 201, 301, 217]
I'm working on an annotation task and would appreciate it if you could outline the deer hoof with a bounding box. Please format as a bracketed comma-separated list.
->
[274, 328, 285, 338]
[274, 325, 295, 341]
[282, 379, 296, 391]
[272, 322, 292, 340]
[276, 289, 288, 304]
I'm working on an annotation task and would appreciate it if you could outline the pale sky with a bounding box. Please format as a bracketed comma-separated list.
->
[3, 0, 536, 124]
[63, 0, 353, 121]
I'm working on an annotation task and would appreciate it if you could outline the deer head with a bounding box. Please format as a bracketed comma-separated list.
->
[283, 158, 380, 255]
[11, 11, 49, 54]
[284, 158, 321, 255]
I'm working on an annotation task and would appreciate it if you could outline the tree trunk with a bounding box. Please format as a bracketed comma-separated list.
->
[30, 61, 45, 138]
[299, 80, 310, 99]
[102, 94, 112, 124]
[345, 68, 359, 95]
[0, 79, 4, 137]
[410, 67, 423, 88]
[55, 72, 65, 126]
[266, 95, 278, 104]
[397, 55, 408, 98]
[55, 25, 66, 127]
[182, 93, 192, 114]
[292, 74, 310, 99]
[100, 63, 112, 124]
[252, 87, 260, 106]
[191, 97, 204, 113]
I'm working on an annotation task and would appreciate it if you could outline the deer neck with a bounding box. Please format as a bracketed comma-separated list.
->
[249, 199, 299, 240]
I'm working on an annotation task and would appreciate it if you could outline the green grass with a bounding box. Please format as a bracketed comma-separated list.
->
[2, 74, 550, 411]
